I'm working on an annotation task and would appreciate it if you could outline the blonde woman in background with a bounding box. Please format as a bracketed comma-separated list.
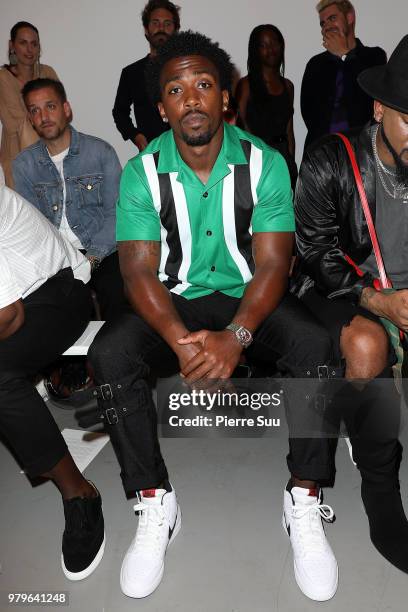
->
[0, 21, 58, 187]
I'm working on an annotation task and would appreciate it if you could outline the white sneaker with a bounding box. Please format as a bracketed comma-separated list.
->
[120, 485, 181, 598]
[282, 484, 338, 601]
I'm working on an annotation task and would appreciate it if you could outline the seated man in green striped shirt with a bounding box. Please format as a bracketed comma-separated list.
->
[88, 31, 338, 602]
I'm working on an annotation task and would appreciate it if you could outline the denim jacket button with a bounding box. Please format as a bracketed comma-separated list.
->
[87, 184, 93, 190]
[52, 205, 58, 211]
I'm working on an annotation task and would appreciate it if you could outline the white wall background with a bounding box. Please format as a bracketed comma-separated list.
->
[1, 1, 407, 167]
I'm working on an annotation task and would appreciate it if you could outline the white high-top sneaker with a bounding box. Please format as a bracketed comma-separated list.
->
[120, 485, 181, 598]
[282, 483, 338, 601]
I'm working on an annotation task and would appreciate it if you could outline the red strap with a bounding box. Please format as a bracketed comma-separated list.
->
[344, 254, 363, 277]
[336, 133, 392, 290]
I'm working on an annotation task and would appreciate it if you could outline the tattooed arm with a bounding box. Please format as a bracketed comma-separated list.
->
[118, 240, 200, 366]
[360, 287, 408, 331]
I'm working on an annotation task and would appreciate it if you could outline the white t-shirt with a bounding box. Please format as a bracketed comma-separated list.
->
[0, 185, 90, 309]
[50, 147, 84, 250]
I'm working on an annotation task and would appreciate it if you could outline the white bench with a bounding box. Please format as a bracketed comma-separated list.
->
[63, 321, 105, 356]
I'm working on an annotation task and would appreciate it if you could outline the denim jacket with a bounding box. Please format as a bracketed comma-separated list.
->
[12, 126, 121, 259]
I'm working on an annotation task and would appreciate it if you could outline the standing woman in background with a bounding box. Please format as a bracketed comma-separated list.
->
[0, 21, 58, 188]
[235, 24, 298, 189]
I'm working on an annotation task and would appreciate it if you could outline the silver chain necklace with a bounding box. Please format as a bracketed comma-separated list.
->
[371, 124, 408, 203]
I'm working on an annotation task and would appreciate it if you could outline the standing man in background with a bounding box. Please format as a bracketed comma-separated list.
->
[301, 0, 386, 151]
[112, 0, 181, 152]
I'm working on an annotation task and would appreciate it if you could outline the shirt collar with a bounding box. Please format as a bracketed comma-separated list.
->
[327, 37, 363, 62]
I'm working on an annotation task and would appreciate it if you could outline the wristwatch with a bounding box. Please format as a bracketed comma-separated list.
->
[225, 323, 253, 348]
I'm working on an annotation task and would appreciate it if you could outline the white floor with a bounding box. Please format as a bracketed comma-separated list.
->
[1, 399, 408, 612]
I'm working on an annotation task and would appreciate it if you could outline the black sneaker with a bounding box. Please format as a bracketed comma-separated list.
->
[61, 482, 105, 580]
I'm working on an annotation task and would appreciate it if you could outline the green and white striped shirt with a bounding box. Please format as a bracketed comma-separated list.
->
[117, 123, 295, 299]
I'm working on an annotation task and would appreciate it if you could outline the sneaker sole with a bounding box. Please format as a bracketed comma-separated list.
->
[121, 504, 182, 599]
[282, 511, 338, 602]
[61, 531, 106, 581]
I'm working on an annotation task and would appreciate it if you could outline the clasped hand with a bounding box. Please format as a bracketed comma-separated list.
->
[176, 329, 243, 383]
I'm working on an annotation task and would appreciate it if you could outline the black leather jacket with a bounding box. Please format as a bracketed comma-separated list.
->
[292, 124, 379, 303]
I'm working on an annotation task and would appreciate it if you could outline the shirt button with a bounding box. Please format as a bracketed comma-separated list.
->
[206, 230, 212, 236]
[52, 204, 58, 211]
[211, 265, 216, 272]
[203, 192, 208, 198]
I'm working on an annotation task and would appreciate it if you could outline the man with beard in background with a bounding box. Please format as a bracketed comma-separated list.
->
[112, 0, 181, 152]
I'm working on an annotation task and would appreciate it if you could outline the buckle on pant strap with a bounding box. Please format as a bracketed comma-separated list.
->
[105, 407, 118, 425]
[318, 365, 329, 380]
[93, 383, 113, 401]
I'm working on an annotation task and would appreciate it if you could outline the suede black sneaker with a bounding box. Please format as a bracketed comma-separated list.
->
[61, 482, 105, 580]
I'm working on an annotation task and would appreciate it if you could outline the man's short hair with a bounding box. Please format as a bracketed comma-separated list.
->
[147, 30, 234, 105]
[22, 78, 67, 105]
[142, 0, 181, 30]
[316, 0, 354, 15]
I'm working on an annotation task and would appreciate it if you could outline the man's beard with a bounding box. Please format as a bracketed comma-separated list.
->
[38, 124, 66, 141]
[381, 124, 408, 186]
[181, 129, 213, 147]
[147, 31, 170, 50]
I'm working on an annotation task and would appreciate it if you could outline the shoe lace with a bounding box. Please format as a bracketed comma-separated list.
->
[132, 501, 167, 555]
[291, 502, 334, 556]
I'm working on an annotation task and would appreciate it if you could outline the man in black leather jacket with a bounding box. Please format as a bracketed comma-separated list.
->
[293, 35, 408, 575]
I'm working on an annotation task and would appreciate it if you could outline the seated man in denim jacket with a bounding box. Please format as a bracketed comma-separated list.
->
[13, 78, 126, 321]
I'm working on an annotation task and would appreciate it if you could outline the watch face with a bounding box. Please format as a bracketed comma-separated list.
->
[237, 327, 252, 346]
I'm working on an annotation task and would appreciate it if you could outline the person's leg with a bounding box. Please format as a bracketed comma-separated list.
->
[339, 319, 408, 572]
[302, 288, 408, 573]
[246, 292, 338, 485]
[242, 292, 339, 601]
[87, 311, 173, 493]
[0, 272, 92, 480]
[0, 271, 104, 580]
[87, 293, 213, 598]
[88, 252, 128, 321]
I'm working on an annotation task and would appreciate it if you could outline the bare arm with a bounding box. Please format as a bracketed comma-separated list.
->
[0, 299, 24, 340]
[360, 287, 408, 330]
[231, 231, 293, 331]
[118, 240, 200, 367]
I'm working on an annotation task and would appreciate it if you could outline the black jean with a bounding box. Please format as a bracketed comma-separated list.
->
[88, 291, 334, 493]
[0, 269, 92, 476]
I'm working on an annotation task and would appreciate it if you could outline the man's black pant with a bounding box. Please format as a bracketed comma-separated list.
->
[300, 287, 402, 489]
[0, 269, 92, 476]
[88, 291, 334, 494]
